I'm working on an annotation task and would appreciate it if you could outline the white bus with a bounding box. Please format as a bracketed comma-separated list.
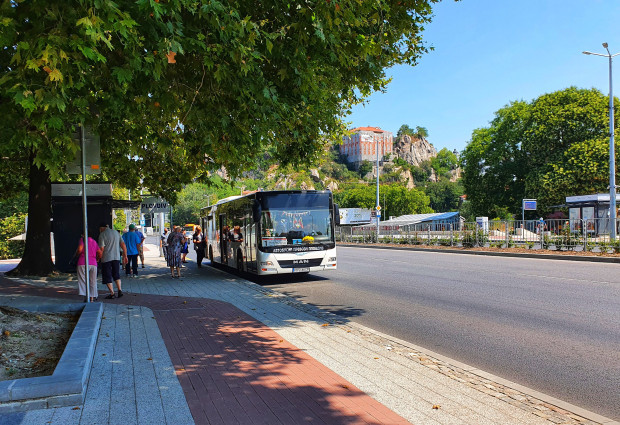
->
[201, 190, 338, 275]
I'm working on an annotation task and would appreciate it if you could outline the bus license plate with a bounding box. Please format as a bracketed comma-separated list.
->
[293, 267, 310, 273]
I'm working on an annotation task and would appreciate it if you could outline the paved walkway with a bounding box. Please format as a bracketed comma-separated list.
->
[0, 246, 613, 425]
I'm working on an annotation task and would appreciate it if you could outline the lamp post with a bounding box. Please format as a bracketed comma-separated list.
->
[376, 137, 380, 237]
[583, 43, 620, 240]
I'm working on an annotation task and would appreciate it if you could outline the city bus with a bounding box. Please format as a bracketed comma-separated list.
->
[201, 190, 339, 275]
[183, 224, 198, 238]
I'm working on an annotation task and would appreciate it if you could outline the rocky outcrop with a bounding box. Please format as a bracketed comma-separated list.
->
[399, 168, 415, 189]
[310, 168, 321, 182]
[325, 180, 339, 192]
[428, 168, 437, 183]
[393, 135, 437, 167]
[449, 167, 461, 182]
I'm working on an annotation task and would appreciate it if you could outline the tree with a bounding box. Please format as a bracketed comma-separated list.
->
[415, 126, 429, 139]
[397, 124, 414, 138]
[461, 87, 618, 217]
[334, 184, 432, 217]
[536, 138, 613, 208]
[424, 180, 463, 212]
[382, 184, 433, 217]
[411, 161, 433, 183]
[1, 0, 441, 275]
[396, 124, 428, 139]
[357, 161, 373, 178]
[173, 184, 208, 226]
[334, 185, 377, 210]
[430, 147, 458, 178]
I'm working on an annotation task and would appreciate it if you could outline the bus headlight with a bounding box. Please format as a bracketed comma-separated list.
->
[327, 257, 336, 262]
[260, 261, 274, 266]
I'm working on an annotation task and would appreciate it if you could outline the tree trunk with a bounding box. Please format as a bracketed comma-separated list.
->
[6, 157, 55, 277]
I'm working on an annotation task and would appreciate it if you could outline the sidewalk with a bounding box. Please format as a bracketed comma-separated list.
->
[0, 245, 615, 425]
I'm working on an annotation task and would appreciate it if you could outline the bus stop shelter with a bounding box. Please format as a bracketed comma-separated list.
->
[51, 182, 140, 273]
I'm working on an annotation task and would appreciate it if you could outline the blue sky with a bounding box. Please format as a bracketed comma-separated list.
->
[347, 0, 620, 153]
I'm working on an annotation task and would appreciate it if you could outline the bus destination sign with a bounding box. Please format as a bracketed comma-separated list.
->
[272, 245, 325, 253]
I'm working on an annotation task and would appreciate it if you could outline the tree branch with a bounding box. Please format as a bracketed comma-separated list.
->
[181, 64, 206, 124]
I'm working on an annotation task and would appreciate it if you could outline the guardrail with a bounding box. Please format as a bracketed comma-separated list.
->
[336, 218, 620, 253]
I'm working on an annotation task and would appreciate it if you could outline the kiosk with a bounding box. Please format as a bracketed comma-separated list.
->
[51, 183, 139, 272]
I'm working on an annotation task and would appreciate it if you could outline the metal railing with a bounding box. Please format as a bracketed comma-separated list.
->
[335, 218, 620, 253]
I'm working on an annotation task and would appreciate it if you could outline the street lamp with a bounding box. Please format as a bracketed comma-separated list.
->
[376, 137, 380, 237]
[583, 43, 620, 240]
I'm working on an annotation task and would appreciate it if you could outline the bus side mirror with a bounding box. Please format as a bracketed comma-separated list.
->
[252, 201, 262, 223]
[334, 204, 340, 226]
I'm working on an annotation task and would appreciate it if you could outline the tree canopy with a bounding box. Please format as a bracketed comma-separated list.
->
[430, 147, 457, 178]
[461, 87, 618, 218]
[1, 0, 442, 275]
[396, 124, 428, 139]
[334, 184, 432, 217]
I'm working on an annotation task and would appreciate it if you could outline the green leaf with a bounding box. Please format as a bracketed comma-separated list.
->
[79, 47, 97, 61]
[47, 117, 63, 130]
[112, 67, 133, 84]
[48, 69, 63, 82]
[76, 17, 93, 28]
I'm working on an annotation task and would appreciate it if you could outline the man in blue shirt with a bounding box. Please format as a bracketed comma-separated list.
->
[122, 224, 142, 277]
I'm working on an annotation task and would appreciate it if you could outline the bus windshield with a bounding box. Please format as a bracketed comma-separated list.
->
[259, 192, 334, 250]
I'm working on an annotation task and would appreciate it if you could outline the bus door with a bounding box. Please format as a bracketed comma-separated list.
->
[219, 214, 228, 264]
[243, 218, 252, 268]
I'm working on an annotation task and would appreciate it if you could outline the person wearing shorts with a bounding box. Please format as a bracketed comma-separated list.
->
[136, 228, 145, 268]
[98, 223, 128, 299]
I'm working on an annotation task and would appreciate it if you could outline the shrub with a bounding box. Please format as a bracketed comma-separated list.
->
[438, 238, 451, 247]
[461, 232, 475, 248]
[0, 213, 26, 260]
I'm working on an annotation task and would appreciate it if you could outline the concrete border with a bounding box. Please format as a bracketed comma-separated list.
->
[0, 302, 103, 413]
[338, 242, 620, 263]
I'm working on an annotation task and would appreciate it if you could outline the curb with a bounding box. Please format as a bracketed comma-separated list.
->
[0, 302, 103, 413]
[337, 243, 620, 263]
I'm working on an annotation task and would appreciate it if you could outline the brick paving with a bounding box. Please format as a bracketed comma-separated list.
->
[0, 276, 409, 425]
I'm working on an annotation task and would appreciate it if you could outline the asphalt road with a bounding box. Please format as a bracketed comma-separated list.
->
[257, 246, 620, 421]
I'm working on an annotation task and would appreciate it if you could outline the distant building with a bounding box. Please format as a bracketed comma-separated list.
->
[351, 211, 463, 232]
[374, 212, 462, 232]
[342, 127, 393, 168]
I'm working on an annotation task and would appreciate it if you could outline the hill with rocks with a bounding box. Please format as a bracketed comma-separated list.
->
[393, 134, 438, 167]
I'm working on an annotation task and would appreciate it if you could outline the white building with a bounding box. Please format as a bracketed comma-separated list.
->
[342, 127, 393, 168]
